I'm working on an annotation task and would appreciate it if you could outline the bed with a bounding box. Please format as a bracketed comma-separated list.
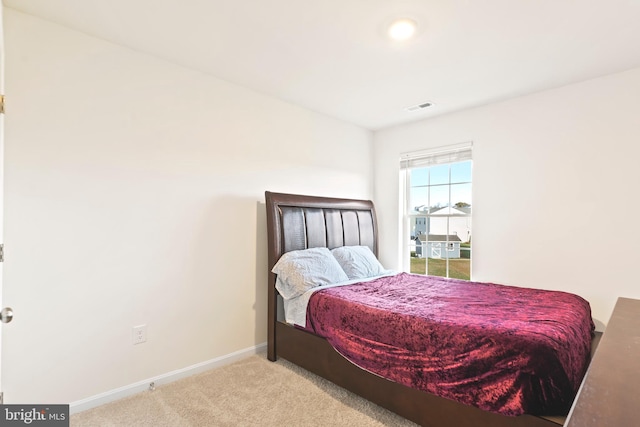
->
[265, 191, 596, 427]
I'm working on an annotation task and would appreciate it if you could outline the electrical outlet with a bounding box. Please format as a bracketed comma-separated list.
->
[132, 325, 147, 345]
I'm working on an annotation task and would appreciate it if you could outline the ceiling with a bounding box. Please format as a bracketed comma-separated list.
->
[5, 0, 640, 130]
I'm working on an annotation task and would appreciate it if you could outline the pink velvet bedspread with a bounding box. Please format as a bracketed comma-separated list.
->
[305, 273, 594, 416]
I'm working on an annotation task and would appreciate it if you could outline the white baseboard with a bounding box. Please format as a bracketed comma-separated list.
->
[69, 342, 267, 414]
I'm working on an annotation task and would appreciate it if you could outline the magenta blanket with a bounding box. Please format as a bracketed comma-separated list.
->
[305, 273, 594, 416]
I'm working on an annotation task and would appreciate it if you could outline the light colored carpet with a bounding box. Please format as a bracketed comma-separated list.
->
[70, 355, 419, 426]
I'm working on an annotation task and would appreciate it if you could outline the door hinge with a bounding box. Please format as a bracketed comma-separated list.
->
[0, 244, 4, 262]
[0, 392, 3, 404]
[0, 95, 4, 114]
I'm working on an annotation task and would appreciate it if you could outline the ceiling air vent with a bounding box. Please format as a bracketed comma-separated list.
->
[405, 102, 433, 112]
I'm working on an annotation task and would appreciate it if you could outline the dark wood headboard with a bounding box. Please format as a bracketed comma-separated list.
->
[264, 191, 378, 360]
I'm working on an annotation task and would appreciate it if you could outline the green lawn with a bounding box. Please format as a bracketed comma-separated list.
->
[410, 257, 470, 280]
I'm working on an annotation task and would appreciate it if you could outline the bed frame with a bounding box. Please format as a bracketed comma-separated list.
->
[265, 191, 580, 427]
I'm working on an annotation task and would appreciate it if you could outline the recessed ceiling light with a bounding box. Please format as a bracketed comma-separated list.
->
[388, 19, 417, 41]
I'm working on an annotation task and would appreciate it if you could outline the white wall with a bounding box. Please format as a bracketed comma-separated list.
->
[374, 67, 640, 330]
[2, 9, 372, 404]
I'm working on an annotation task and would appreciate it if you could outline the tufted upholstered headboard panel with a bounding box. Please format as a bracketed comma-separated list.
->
[265, 191, 377, 265]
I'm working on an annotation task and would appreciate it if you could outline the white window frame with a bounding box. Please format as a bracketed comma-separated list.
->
[400, 142, 472, 278]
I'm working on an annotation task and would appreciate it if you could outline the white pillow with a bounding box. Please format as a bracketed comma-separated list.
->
[331, 246, 386, 280]
[272, 247, 349, 299]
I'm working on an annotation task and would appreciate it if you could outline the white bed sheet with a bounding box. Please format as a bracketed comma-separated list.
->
[282, 270, 397, 327]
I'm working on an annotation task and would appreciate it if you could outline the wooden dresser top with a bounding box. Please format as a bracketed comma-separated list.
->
[565, 297, 640, 426]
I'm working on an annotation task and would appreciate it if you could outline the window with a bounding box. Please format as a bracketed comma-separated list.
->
[401, 143, 472, 280]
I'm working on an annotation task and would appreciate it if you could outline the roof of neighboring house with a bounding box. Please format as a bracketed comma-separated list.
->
[414, 205, 470, 215]
[415, 234, 462, 242]
[430, 206, 468, 215]
[454, 206, 472, 214]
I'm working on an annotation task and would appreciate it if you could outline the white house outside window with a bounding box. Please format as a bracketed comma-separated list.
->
[400, 143, 472, 280]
